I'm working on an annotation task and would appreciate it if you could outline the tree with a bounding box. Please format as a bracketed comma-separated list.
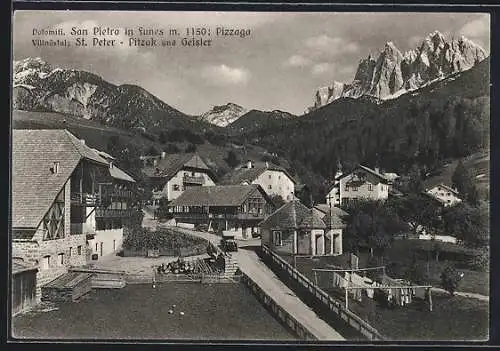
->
[440, 265, 462, 296]
[387, 194, 441, 235]
[442, 202, 489, 248]
[452, 160, 472, 196]
[225, 150, 241, 168]
[159, 131, 168, 144]
[270, 194, 286, 209]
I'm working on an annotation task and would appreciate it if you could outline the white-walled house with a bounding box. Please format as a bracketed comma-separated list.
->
[142, 153, 216, 205]
[425, 184, 462, 207]
[221, 160, 296, 201]
[260, 200, 346, 256]
[326, 165, 391, 207]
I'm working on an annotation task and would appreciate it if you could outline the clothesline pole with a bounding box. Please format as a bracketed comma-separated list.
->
[345, 284, 348, 310]
[428, 288, 433, 312]
[314, 271, 318, 286]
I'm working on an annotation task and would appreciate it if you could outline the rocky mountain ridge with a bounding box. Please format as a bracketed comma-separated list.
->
[198, 102, 247, 127]
[309, 31, 488, 111]
[13, 57, 203, 132]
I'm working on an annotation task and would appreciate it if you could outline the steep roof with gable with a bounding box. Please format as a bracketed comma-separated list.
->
[142, 153, 211, 179]
[329, 164, 389, 192]
[427, 183, 460, 196]
[221, 161, 297, 185]
[109, 165, 136, 183]
[12, 129, 108, 231]
[169, 184, 270, 207]
[260, 199, 326, 229]
[313, 204, 349, 229]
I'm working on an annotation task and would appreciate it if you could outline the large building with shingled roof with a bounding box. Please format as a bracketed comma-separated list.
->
[220, 160, 296, 202]
[141, 152, 216, 205]
[168, 184, 275, 239]
[12, 129, 137, 300]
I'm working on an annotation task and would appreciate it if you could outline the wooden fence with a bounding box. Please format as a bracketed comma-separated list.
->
[260, 244, 385, 341]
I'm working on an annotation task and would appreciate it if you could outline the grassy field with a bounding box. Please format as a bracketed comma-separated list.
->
[275, 238, 489, 340]
[12, 283, 297, 341]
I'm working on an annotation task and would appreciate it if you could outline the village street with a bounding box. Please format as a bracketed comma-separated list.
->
[158, 223, 345, 341]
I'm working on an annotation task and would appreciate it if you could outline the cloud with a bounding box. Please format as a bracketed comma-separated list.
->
[305, 35, 359, 56]
[459, 17, 490, 39]
[283, 54, 311, 67]
[201, 64, 250, 86]
[311, 63, 335, 76]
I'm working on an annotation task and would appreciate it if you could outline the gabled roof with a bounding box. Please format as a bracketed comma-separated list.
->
[329, 164, 389, 192]
[142, 153, 211, 179]
[221, 161, 297, 185]
[260, 199, 326, 229]
[313, 204, 349, 229]
[12, 129, 108, 230]
[427, 183, 460, 196]
[109, 164, 136, 183]
[169, 184, 270, 207]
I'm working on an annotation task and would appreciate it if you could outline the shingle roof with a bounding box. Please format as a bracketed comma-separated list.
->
[142, 153, 210, 179]
[12, 260, 38, 275]
[329, 164, 389, 192]
[221, 161, 297, 185]
[260, 199, 327, 229]
[109, 165, 136, 183]
[428, 183, 460, 196]
[169, 184, 267, 207]
[313, 204, 349, 228]
[12, 129, 108, 230]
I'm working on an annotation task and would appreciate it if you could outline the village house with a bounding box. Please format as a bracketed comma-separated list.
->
[326, 164, 395, 207]
[260, 199, 346, 257]
[87, 148, 137, 259]
[424, 183, 462, 207]
[12, 129, 111, 300]
[11, 259, 38, 315]
[168, 184, 274, 239]
[221, 160, 296, 202]
[141, 152, 216, 206]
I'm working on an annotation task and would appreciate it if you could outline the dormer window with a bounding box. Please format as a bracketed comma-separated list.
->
[50, 161, 60, 174]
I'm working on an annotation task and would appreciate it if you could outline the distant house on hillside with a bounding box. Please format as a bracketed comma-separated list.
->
[260, 199, 346, 256]
[141, 152, 216, 205]
[326, 164, 397, 207]
[221, 160, 296, 201]
[424, 184, 462, 207]
[168, 184, 274, 239]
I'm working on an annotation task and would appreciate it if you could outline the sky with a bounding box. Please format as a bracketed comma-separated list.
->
[13, 11, 490, 116]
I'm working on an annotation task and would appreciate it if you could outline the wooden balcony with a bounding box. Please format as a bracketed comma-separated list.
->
[70, 192, 100, 206]
[95, 208, 135, 218]
[183, 175, 205, 185]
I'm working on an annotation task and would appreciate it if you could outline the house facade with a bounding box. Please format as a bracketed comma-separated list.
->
[425, 184, 462, 207]
[12, 129, 111, 300]
[142, 152, 216, 206]
[260, 200, 346, 257]
[87, 149, 137, 259]
[326, 165, 391, 207]
[168, 184, 275, 239]
[221, 160, 296, 201]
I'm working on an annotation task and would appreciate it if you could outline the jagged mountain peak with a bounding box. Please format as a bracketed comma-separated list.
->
[309, 31, 488, 111]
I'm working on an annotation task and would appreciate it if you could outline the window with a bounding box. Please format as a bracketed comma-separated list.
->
[192, 171, 196, 176]
[268, 185, 272, 189]
[368, 184, 373, 191]
[95, 243, 98, 252]
[57, 253, 64, 266]
[447, 192, 451, 196]
[268, 174, 272, 179]
[42, 255, 50, 270]
[345, 185, 350, 191]
[278, 175, 281, 180]
[173, 184, 180, 191]
[77, 246, 82, 255]
[273, 231, 283, 246]
[69, 247, 72, 257]
[352, 186, 358, 191]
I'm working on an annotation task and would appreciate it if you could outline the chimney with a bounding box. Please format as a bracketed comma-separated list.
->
[109, 161, 113, 169]
[80, 139, 85, 145]
[153, 159, 158, 166]
[265, 161, 269, 169]
[374, 167, 380, 174]
[247, 160, 253, 169]
[161, 151, 166, 159]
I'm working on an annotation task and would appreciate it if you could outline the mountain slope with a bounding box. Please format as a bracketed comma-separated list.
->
[13, 57, 210, 132]
[198, 103, 247, 127]
[228, 109, 296, 133]
[309, 31, 487, 110]
[240, 58, 490, 200]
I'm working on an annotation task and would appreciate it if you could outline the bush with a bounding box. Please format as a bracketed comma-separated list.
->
[467, 249, 489, 272]
[440, 265, 462, 296]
